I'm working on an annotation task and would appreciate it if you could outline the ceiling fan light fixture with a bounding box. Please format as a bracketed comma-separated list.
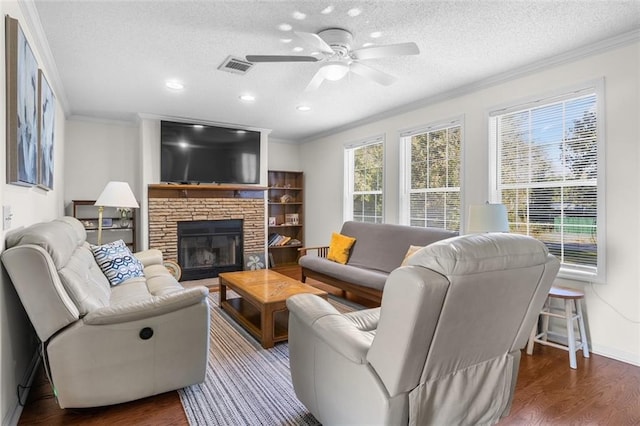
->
[296, 105, 311, 112]
[322, 62, 349, 81]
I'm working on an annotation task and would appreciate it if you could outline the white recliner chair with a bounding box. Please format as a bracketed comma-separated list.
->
[287, 233, 559, 425]
[1, 217, 210, 408]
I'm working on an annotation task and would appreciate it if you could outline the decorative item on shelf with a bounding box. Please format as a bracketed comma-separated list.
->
[101, 218, 113, 228]
[95, 181, 139, 245]
[117, 207, 132, 228]
[244, 252, 266, 270]
[280, 194, 293, 203]
[285, 213, 299, 225]
[466, 202, 509, 234]
[268, 216, 277, 226]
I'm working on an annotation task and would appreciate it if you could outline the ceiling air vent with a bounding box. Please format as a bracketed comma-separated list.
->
[218, 56, 254, 75]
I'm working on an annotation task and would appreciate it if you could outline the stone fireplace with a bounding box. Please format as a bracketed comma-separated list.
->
[147, 184, 266, 280]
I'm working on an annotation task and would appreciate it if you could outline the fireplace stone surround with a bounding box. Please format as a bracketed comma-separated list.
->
[147, 184, 266, 276]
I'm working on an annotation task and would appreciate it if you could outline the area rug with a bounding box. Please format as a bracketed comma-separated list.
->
[178, 292, 358, 425]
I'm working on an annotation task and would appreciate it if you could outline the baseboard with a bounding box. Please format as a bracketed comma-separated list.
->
[3, 349, 41, 426]
[545, 330, 640, 367]
[591, 344, 640, 367]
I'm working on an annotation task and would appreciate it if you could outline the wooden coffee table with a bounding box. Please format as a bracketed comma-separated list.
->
[219, 269, 327, 348]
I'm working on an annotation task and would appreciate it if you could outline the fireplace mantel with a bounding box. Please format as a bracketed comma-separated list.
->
[148, 183, 267, 200]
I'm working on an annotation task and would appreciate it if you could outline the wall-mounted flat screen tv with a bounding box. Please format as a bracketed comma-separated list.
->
[160, 120, 261, 184]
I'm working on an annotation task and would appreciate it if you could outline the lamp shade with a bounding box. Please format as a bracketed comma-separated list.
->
[467, 203, 509, 233]
[95, 181, 139, 208]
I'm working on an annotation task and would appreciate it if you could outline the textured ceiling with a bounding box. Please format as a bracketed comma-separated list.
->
[32, 0, 640, 141]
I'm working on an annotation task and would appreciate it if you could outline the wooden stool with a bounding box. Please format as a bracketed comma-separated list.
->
[526, 286, 590, 369]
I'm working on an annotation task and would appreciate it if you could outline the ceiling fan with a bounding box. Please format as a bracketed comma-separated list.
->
[246, 28, 420, 91]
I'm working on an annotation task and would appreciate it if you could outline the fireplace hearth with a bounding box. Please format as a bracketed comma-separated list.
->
[178, 219, 243, 280]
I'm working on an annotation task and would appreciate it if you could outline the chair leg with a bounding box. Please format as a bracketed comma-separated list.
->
[576, 300, 590, 358]
[565, 300, 578, 369]
[526, 322, 537, 355]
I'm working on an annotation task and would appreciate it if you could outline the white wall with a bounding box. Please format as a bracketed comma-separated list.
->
[268, 138, 301, 171]
[300, 42, 640, 366]
[0, 2, 67, 424]
[64, 118, 140, 212]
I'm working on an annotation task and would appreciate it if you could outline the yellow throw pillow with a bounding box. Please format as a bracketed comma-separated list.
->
[401, 245, 423, 266]
[327, 232, 356, 264]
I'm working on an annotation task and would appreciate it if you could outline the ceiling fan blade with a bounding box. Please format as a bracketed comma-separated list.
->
[246, 55, 319, 63]
[305, 68, 326, 91]
[351, 42, 420, 60]
[294, 31, 334, 54]
[349, 62, 397, 86]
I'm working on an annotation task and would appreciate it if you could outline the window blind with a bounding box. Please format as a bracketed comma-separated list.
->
[491, 91, 602, 280]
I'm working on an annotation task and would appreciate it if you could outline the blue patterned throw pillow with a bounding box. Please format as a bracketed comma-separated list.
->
[91, 239, 144, 286]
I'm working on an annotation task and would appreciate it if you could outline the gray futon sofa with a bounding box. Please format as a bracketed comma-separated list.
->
[299, 221, 457, 303]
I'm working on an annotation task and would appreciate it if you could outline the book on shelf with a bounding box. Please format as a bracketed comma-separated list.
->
[268, 233, 299, 247]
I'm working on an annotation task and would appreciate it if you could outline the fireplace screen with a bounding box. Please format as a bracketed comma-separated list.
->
[178, 219, 243, 280]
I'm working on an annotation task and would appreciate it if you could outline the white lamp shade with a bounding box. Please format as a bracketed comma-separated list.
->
[95, 181, 139, 208]
[467, 203, 509, 233]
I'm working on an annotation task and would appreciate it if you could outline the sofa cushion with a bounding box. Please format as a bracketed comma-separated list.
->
[341, 222, 457, 274]
[299, 256, 388, 291]
[327, 232, 356, 264]
[91, 240, 145, 286]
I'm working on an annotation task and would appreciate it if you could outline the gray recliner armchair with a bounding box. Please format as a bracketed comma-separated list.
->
[287, 233, 559, 425]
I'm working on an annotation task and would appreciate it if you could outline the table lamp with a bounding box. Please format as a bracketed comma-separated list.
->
[466, 202, 509, 234]
[94, 181, 139, 245]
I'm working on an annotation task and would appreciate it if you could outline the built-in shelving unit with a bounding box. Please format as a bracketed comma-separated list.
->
[267, 171, 303, 266]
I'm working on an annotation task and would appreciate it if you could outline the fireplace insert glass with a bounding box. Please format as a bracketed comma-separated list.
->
[177, 219, 243, 280]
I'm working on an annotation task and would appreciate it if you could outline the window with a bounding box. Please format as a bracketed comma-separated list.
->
[400, 119, 462, 231]
[344, 137, 384, 223]
[489, 82, 604, 281]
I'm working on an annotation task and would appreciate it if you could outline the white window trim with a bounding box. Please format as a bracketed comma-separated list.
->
[344, 135, 385, 223]
[487, 78, 606, 283]
[399, 116, 464, 229]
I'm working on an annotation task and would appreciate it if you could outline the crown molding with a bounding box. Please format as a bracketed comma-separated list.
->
[301, 29, 640, 144]
[19, 0, 70, 117]
[67, 114, 139, 127]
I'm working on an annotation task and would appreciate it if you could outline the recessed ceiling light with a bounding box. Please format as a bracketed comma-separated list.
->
[347, 8, 362, 17]
[278, 23, 292, 31]
[280, 38, 293, 43]
[239, 94, 255, 102]
[292, 46, 304, 53]
[165, 80, 184, 90]
[370, 31, 382, 38]
[296, 105, 311, 112]
[292, 11, 306, 20]
[321, 5, 334, 14]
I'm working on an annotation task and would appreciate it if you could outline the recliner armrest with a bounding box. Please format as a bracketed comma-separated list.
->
[134, 249, 163, 267]
[83, 286, 208, 325]
[287, 294, 374, 364]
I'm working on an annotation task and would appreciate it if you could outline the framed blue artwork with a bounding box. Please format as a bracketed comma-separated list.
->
[5, 16, 39, 186]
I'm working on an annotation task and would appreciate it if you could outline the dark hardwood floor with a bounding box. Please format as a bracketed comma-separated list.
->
[17, 266, 640, 425]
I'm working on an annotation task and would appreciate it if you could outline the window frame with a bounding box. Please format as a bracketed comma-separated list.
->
[488, 79, 606, 283]
[343, 135, 385, 223]
[399, 116, 464, 231]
